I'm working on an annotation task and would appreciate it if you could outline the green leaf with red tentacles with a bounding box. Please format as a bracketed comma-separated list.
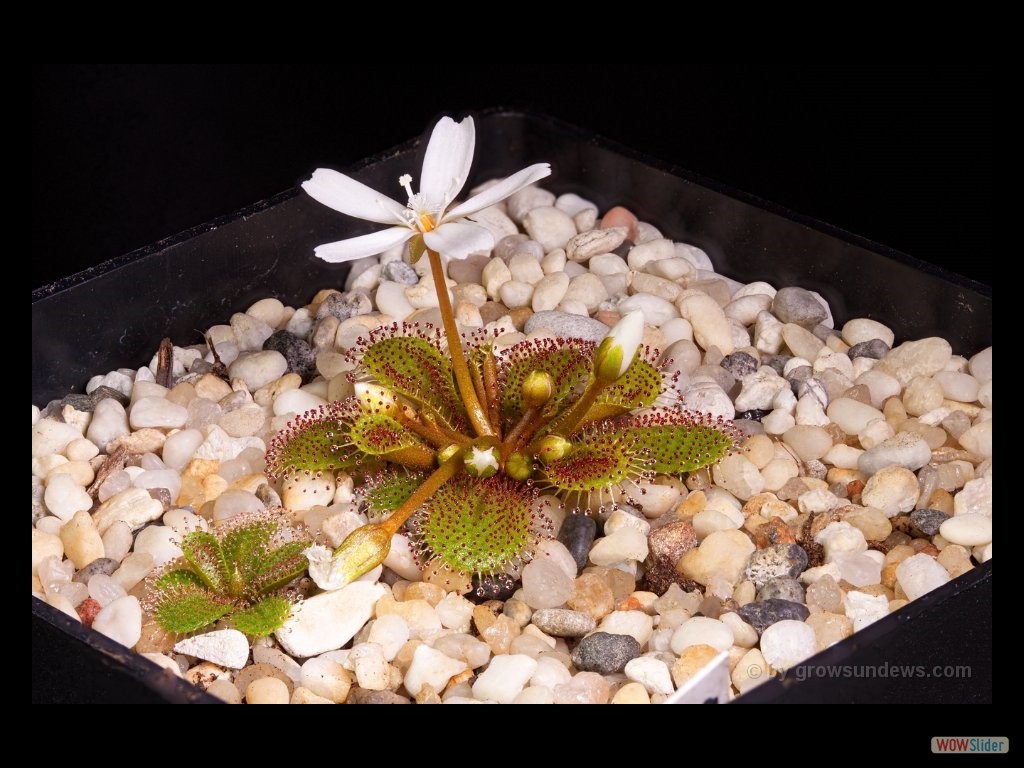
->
[540, 428, 649, 496]
[362, 470, 427, 522]
[498, 337, 591, 425]
[151, 585, 233, 635]
[583, 357, 664, 426]
[247, 541, 310, 597]
[348, 413, 436, 469]
[408, 475, 548, 580]
[146, 511, 309, 639]
[154, 568, 206, 592]
[265, 399, 366, 479]
[359, 335, 464, 427]
[617, 408, 739, 474]
[231, 596, 293, 638]
[180, 531, 229, 593]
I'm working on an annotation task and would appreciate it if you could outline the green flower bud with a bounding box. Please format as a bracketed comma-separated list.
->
[504, 451, 534, 481]
[521, 370, 555, 409]
[537, 434, 572, 464]
[593, 310, 645, 383]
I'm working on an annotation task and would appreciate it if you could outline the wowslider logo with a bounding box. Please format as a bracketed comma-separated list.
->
[931, 737, 1008, 754]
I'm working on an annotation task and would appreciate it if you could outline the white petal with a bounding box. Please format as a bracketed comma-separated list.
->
[420, 116, 475, 206]
[313, 227, 413, 263]
[423, 222, 494, 260]
[302, 168, 408, 225]
[445, 163, 552, 220]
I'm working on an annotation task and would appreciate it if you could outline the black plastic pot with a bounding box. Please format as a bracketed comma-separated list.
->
[32, 109, 992, 704]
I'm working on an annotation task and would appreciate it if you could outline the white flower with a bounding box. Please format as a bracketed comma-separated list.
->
[464, 444, 499, 478]
[593, 310, 645, 382]
[302, 116, 551, 262]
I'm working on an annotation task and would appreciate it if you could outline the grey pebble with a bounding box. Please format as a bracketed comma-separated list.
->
[737, 598, 810, 635]
[757, 577, 806, 603]
[570, 632, 641, 674]
[531, 608, 597, 638]
[73, 557, 120, 584]
[772, 287, 827, 328]
[382, 261, 419, 285]
[523, 311, 610, 343]
[347, 689, 410, 705]
[720, 352, 758, 379]
[848, 338, 890, 360]
[90, 385, 130, 406]
[743, 543, 809, 589]
[263, 330, 316, 379]
[910, 508, 951, 538]
[762, 355, 791, 376]
[316, 290, 372, 322]
[60, 394, 95, 413]
[558, 513, 597, 571]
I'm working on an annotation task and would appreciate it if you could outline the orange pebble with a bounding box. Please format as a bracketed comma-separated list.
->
[600, 206, 638, 241]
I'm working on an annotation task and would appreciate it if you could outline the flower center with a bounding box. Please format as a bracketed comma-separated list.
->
[398, 174, 446, 233]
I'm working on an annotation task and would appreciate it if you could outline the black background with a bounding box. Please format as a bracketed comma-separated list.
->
[33, 64, 989, 290]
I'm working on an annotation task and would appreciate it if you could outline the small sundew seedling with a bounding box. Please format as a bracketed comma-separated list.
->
[265, 115, 739, 594]
[145, 511, 310, 638]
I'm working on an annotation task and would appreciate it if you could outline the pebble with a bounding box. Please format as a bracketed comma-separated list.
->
[73, 557, 119, 584]
[174, 629, 250, 669]
[624, 656, 675, 695]
[859, 432, 932, 474]
[565, 227, 627, 262]
[264, 330, 316, 378]
[670, 644, 720, 688]
[348, 643, 391, 691]
[571, 632, 641, 674]
[588, 526, 648, 566]
[404, 644, 467, 697]
[677, 293, 733, 354]
[781, 425, 833, 462]
[861, 466, 920, 516]
[848, 339, 890, 360]
[60, 510, 105, 568]
[759, 619, 816, 670]
[531, 272, 570, 313]
[958, 421, 992, 459]
[895, 553, 951, 600]
[92, 595, 142, 648]
[530, 608, 596, 638]
[644, 520, 699, 595]
[670, 616, 734, 654]
[826, 397, 884, 435]
[227, 351, 288, 391]
[908, 508, 950, 538]
[842, 590, 890, 632]
[558, 514, 598, 571]
[772, 287, 827, 328]
[44, 473, 92, 522]
[472, 654, 537, 704]
[954, 477, 991, 517]
[133, 525, 183, 566]
[737, 599, 810, 634]
[92, 487, 164, 533]
[552, 671, 611, 704]
[677, 529, 755, 587]
[842, 318, 895, 348]
[939, 514, 991, 547]
[743, 543, 809, 588]
[757, 577, 805, 603]
[523, 310, 609, 342]
[246, 677, 290, 705]
[521, 557, 574, 609]
[876, 337, 952, 386]
[275, 582, 386, 657]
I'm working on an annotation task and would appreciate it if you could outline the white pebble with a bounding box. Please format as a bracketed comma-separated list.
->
[670, 616, 734, 654]
[129, 397, 188, 430]
[44, 473, 92, 521]
[624, 657, 675, 695]
[404, 644, 468, 697]
[896, 553, 951, 600]
[92, 595, 142, 648]
[760, 620, 816, 670]
[842, 590, 889, 631]
[133, 525, 183, 566]
[861, 466, 919, 517]
[472, 654, 537, 704]
[174, 629, 250, 669]
[938, 514, 992, 547]
[300, 657, 351, 702]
